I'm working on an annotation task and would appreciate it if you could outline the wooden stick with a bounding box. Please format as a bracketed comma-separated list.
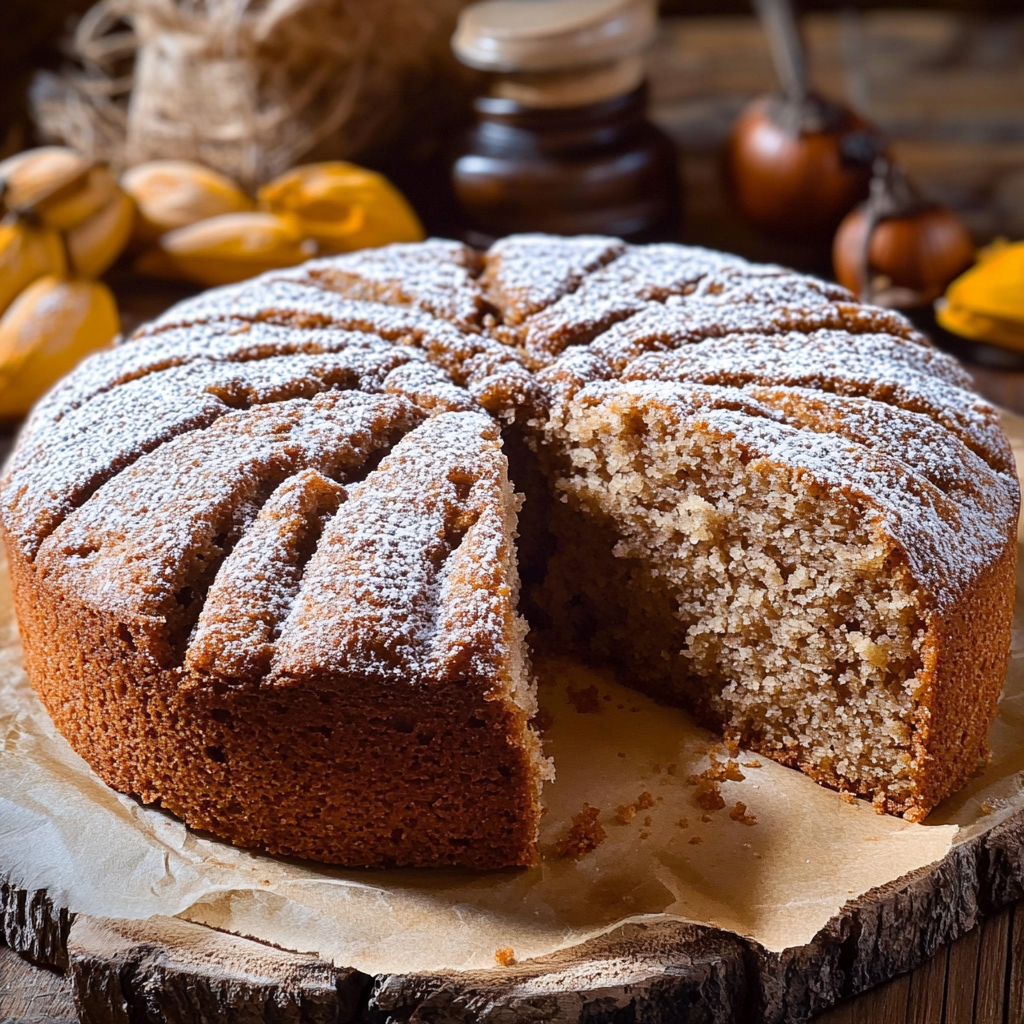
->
[752, 0, 809, 101]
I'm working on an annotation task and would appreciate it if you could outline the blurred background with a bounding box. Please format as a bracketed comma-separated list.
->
[0, 0, 1021, 413]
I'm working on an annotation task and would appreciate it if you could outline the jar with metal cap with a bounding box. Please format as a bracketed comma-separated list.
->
[449, 0, 682, 246]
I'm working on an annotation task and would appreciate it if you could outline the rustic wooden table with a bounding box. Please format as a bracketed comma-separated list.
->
[3, 10, 1024, 1023]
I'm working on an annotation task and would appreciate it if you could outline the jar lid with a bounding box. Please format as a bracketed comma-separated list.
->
[452, 0, 657, 73]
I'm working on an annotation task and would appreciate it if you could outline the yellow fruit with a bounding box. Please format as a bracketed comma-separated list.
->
[0, 219, 67, 317]
[945, 239, 1024, 324]
[121, 160, 254, 247]
[0, 147, 117, 230]
[144, 212, 316, 286]
[935, 240, 1024, 353]
[66, 187, 136, 278]
[257, 161, 424, 254]
[936, 299, 1024, 353]
[0, 276, 119, 418]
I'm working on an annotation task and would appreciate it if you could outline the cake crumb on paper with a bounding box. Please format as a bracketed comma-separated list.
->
[566, 684, 601, 714]
[495, 947, 516, 966]
[636, 791, 655, 810]
[743, 761, 763, 769]
[840, 792, 858, 805]
[555, 804, 606, 860]
[689, 835, 703, 845]
[614, 803, 637, 825]
[695, 778, 725, 811]
[729, 801, 757, 826]
[677, 817, 689, 828]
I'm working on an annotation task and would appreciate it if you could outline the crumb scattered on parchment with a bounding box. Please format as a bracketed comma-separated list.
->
[865, 836, 878, 842]
[495, 947, 516, 966]
[643, 815, 652, 827]
[566, 684, 602, 714]
[743, 761, 762, 769]
[689, 835, 703, 845]
[677, 817, 689, 828]
[532, 707, 554, 733]
[555, 804, 607, 859]
[614, 803, 637, 825]
[636, 791, 655, 810]
[752, 852, 761, 859]
[639, 830, 650, 840]
[259, 879, 270, 885]
[656, 795, 664, 802]
[688, 752, 743, 786]
[981, 800, 995, 814]
[660, 776, 672, 786]
[666, 763, 678, 775]
[725, 737, 740, 758]
[840, 792, 858, 806]
[729, 801, 757, 826]
[617, 751, 626, 758]
[700, 813, 712, 823]
[695, 778, 725, 811]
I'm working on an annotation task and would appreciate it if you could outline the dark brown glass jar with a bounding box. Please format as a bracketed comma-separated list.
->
[450, 85, 682, 248]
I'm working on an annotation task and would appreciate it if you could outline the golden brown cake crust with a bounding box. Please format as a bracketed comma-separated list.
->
[2, 234, 1018, 866]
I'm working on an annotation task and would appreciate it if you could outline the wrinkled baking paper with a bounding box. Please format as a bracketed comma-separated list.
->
[3, 412, 1024, 974]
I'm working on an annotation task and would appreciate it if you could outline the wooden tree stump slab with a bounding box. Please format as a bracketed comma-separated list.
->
[2, 803, 1023, 1024]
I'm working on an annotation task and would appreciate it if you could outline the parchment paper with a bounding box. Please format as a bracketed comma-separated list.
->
[2, 412, 1023, 974]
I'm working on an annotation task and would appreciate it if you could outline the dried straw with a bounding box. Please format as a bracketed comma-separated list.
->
[31, 0, 471, 188]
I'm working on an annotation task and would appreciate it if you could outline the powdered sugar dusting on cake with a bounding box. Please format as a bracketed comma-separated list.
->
[4, 345, 429, 559]
[185, 468, 347, 680]
[620, 330, 1009, 473]
[272, 411, 514, 685]
[34, 393, 423, 629]
[562, 380, 1009, 604]
[1, 233, 1017, 694]
[482, 235, 627, 323]
[294, 239, 486, 330]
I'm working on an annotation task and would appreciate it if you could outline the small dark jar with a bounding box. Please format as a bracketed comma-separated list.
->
[449, 0, 682, 247]
[452, 85, 681, 247]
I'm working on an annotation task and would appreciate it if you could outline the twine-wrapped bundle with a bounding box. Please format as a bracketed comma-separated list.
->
[31, 0, 471, 189]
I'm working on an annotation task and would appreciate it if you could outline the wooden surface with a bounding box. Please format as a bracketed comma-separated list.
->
[2, 897, 1024, 1022]
[2, 10, 1024, 1023]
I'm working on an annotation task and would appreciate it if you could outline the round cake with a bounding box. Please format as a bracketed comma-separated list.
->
[1, 235, 1017, 868]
